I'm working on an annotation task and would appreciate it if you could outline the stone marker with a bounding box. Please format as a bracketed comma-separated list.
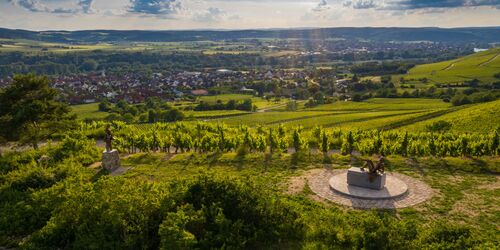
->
[102, 149, 120, 171]
[347, 167, 386, 190]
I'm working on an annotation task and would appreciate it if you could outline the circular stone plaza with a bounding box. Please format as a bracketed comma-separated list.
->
[306, 168, 433, 209]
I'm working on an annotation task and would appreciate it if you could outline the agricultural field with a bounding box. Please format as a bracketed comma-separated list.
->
[398, 48, 500, 86]
[213, 98, 455, 130]
[304, 98, 451, 111]
[0, 39, 116, 53]
[402, 99, 500, 133]
[71, 97, 500, 134]
[184, 110, 250, 119]
[198, 93, 286, 109]
[216, 111, 343, 126]
[0, 38, 300, 57]
[272, 110, 428, 129]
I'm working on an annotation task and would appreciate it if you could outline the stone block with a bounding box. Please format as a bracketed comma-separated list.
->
[102, 150, 120, 171]
[347, 167, 386, 190]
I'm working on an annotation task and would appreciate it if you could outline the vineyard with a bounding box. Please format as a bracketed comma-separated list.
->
[399, 47, 500, 86]
[2, 91, 500, 249]
[72, 97, 500, 134]
[402, 99, 500, 133]
[79, 121, 500, 158]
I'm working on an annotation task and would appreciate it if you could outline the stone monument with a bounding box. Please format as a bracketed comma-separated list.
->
[347, 156, 386, 190]
[329, 155, 408, 200]
[102, 124, 120, 171]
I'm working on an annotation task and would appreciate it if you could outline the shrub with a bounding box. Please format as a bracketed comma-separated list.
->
[426, 120, 452, 132]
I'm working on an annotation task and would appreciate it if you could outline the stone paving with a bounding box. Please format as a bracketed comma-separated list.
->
[308, 168, 433, 209]
[329, 172, 408, 200]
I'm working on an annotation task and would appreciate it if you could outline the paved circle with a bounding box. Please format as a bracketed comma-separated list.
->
[308, 169, 433, 209]
[329, 172, 408, 200]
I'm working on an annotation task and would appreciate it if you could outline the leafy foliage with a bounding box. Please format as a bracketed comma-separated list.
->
[0, 74, 75, 148]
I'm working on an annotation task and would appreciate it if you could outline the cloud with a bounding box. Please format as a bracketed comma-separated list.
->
[391, 0, 500, 10]
[8, 0, 95, 14]
[128, 0, 182, 15]
[78, 0, 94, 14]
[342, 0, 500, 10]
[343, 0, 377, 9]
[312, 0, 330, 12]
[192, 7, 239, 22]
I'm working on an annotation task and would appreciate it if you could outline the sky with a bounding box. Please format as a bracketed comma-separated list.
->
[0, 0, 499, 30]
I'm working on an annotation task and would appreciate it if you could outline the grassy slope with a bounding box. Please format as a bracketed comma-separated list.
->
[400, 48, 500, 85]
[402, 99, 500, 133]
[120, 152, 500, 246]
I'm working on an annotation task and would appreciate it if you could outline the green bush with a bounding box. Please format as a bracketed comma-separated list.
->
[21, 174, 304, 249]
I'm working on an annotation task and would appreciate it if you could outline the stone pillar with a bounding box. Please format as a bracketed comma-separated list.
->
[102, 149, 120, 171]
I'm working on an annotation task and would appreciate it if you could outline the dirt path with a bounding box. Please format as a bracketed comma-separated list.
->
[285, 168, 325, 195]
[443, 63, 456, 71]
[257, 103, 288, 113]
[478, 52, 500, 67]
[257, 100, 306, 113]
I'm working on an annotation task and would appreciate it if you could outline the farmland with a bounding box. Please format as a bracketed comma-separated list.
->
[399, 48, 500, 86]
[402, 99, 500, 133]
[72, 97, 500, 133]
[213, 98, 456, 130]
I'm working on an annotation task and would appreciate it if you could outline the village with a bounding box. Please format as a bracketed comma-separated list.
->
[0, 68, 352, 104]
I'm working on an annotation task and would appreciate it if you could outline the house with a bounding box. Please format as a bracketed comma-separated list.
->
[191, 89, 209, 96]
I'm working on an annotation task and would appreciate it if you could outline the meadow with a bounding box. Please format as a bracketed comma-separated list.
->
[70, 103, 108, 121]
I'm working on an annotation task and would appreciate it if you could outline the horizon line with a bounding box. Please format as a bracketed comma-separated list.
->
[2, 26, 500, 33]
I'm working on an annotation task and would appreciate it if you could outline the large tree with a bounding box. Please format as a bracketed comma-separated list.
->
[0, 74, 75, 149]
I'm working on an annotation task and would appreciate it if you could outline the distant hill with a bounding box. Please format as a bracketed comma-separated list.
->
[0, 27, 499, 43]
[401, 48, 500, 86]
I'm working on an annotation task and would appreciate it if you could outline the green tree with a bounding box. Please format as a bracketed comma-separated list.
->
[79, 59, 98, 71]
[98, 99, 112, 112]
[0, 74, 75, 148]
[292, 128, 304, 152]
[321, 131, 329, 153]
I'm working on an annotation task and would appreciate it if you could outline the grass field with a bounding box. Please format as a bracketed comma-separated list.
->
[70, 103, 108, 120]
[399, 48, 500, 86]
